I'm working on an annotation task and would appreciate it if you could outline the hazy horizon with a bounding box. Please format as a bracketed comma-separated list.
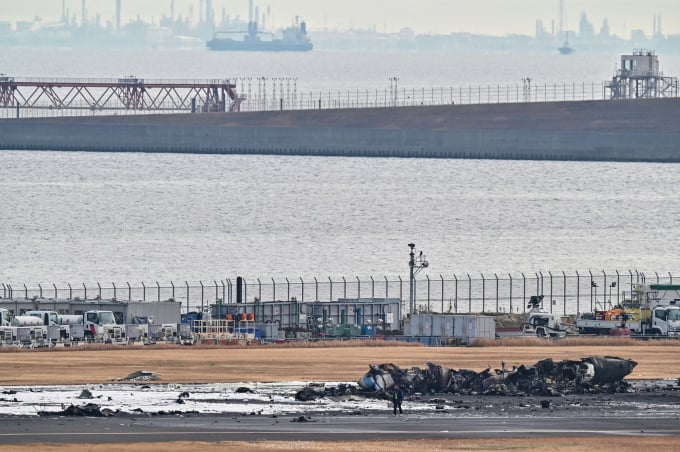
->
[3, 0, 679, 37]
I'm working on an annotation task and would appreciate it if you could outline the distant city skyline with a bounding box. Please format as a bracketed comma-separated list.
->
[2, 0, 679, 37]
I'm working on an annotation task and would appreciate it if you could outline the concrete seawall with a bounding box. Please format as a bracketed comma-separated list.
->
[2, 99, 679, 162]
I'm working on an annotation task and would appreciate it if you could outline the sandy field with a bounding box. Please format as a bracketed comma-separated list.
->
[1, 340, 679, 451]
[0, 340, 678, 385]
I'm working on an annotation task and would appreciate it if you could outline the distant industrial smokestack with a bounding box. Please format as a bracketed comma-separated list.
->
[82, 0, 87, 25]
[116, 0, 121, 31]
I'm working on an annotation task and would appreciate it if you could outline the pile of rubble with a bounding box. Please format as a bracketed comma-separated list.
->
[295, 356, 637, 401]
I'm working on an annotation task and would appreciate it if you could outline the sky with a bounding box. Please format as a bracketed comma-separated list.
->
[3, 0, 679, 37]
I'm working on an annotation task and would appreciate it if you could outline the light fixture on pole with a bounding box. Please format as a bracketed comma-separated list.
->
[408, 243, 429, 316]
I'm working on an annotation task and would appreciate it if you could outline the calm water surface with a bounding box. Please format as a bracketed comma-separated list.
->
[1, 151, 678, 283]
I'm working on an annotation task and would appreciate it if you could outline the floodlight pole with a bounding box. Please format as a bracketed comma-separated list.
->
[409, 243, 416, 316]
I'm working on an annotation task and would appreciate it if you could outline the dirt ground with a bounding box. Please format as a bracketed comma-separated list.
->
[0, 341, 677, 385]
[2, 342, 679, 451]
[8, 438, 679, 452]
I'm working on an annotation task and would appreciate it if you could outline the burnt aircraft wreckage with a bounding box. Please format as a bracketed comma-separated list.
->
[295, 356, 637, 401]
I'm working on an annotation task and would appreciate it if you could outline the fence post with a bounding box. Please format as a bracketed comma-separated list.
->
[215, 280, 221, 318]
[385, 276, 389, 301]
[227, 279, 233, 304]
[371, 276, 375, 299]
[185, 281, 190, 313]
[142, 281, 146, 302]
[508, 273, 513, 313]
[221, 280, 226, 305]
[548, 271, 553, 314]
[285, 278, 290, 301]
[170, 281, 175, 302]
[342, 277, 346, 299]
[328, 277, 332, 302]
[602, 270, 608, 310]
[398, 276, 402, 308]
[24, 284, 28, 299]
[356, 276, 360, 300]
[156, 281, 160, 302]
[426, 275, 431, 312]
[454, 274, 458, 313]
[301, 277, 305, 302]
[83, 283, 87, 300]
[467, 274, 472, 313]
[440, 275, 444, 313]
[495, 273, 499, 312]
[68, 283, 72, 300]
[97, 282, 101, 300]
[314, 277, 318, 301]
[616, 270, 621, 306]
[562, 271, 566, 315]
[575, 271, 580, 314]
[522, 273, 526, 313]
[200, 281, 204, 312]
[127, 282, 131, 302]
[588, 270, 594, 311]
[481, 273, 486, 313]
[271, 278, 275, 303]
[38, 283, 43, 298]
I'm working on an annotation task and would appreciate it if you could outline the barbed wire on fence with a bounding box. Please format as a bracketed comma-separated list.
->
[1, 270, 675, 316]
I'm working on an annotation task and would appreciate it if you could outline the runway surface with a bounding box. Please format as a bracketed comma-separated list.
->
[1, 412, 678, 444]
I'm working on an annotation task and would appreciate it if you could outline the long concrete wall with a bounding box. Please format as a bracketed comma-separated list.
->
[2, 99, 679, 162]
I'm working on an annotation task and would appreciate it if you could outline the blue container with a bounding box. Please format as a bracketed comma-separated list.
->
[361, 325, 376, 336]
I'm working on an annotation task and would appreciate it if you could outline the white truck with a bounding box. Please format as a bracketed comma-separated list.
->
[521, 295, 577, 338]
[576, 284, 680, 336]
[25, 310, 59, 326]
[84, 310, 125, 343]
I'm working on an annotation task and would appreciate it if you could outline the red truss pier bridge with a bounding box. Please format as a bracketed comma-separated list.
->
[0, 75, 245, 115]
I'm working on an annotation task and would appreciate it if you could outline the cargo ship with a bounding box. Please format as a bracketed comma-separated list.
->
[207, 20, 312, 52]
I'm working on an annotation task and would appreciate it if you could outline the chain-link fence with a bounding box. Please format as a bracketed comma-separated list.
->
[2, 270, 676, 317]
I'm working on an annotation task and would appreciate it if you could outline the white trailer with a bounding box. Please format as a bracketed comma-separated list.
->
[58, 314, 83, 325]
[10, 316, 44, 327]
